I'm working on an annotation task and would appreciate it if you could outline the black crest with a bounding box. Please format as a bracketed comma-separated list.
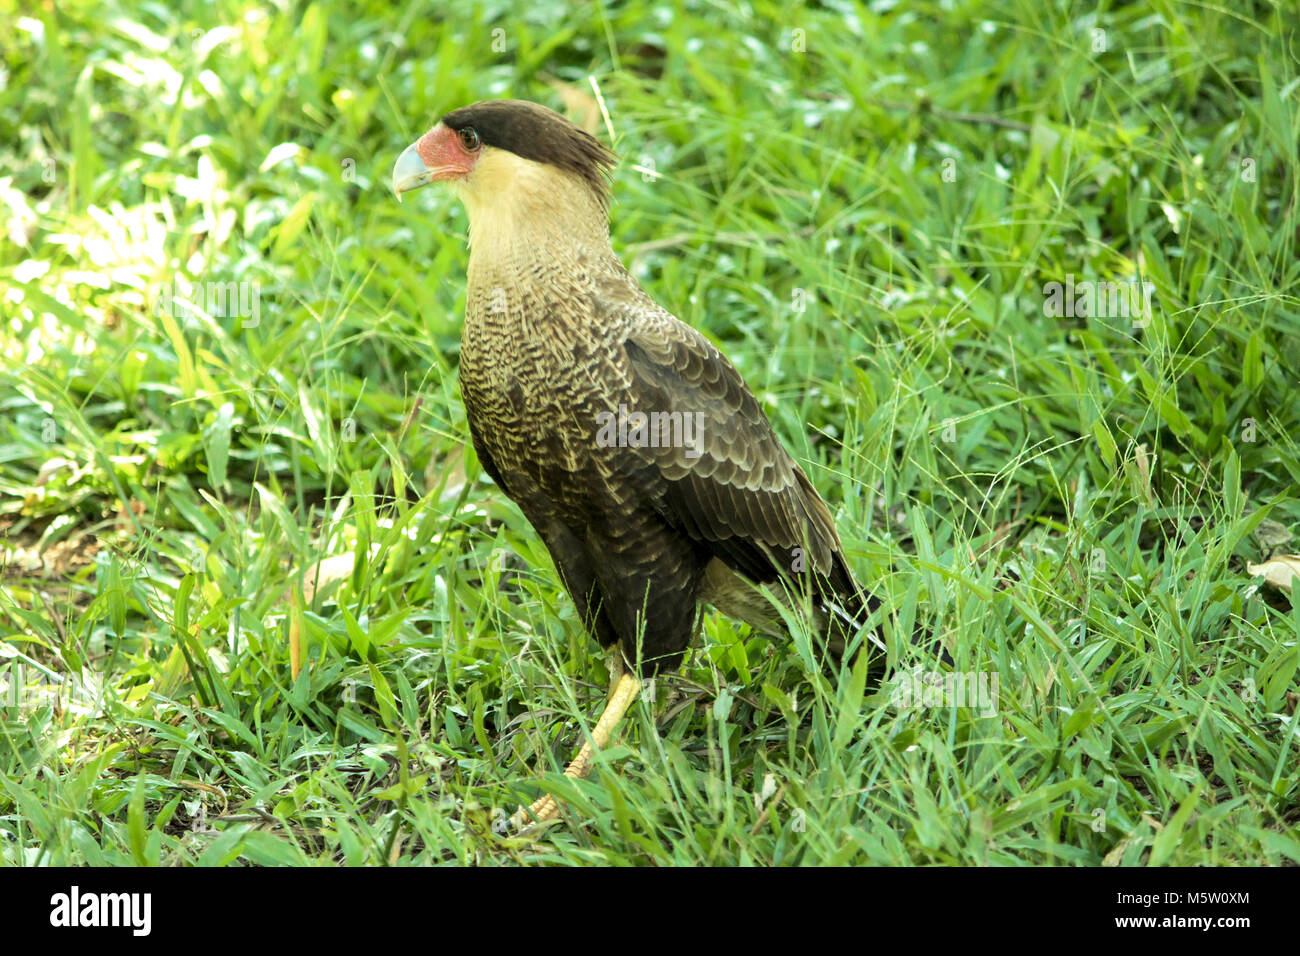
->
[441, 99, 617, 204]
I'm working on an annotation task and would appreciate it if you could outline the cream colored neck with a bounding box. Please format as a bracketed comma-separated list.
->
[453, 147, 612, 279]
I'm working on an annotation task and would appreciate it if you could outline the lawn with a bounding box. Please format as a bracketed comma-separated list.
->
[1, 0, 1297, 865]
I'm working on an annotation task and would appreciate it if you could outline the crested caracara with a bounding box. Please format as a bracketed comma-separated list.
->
[393, 100, 885, 830]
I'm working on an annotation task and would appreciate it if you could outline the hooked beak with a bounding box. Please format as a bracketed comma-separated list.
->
[392, 142, 435, 199]
[392, 125, 472, 200]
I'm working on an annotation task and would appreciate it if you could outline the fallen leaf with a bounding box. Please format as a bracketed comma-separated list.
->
[542, 76, 601, 133]
[300, 552, 357, 604]
[1247, 555, 1300, 592]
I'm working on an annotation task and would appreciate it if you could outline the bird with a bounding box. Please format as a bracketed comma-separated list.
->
[392, 99, 886, 830]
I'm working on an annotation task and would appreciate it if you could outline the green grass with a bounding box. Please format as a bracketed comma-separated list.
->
[1, 0, 1298, 865]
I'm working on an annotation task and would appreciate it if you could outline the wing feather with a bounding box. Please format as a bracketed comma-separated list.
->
[608, 307, 845, 587]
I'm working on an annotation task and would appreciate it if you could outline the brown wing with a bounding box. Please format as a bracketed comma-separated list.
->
[598, 287, 847, 592]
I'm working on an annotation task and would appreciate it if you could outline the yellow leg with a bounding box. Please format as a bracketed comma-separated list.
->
[506, 669, 641, 831]
[606, 648, 625, 701]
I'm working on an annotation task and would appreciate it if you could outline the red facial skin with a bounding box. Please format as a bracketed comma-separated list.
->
[416, 124, 478, 181]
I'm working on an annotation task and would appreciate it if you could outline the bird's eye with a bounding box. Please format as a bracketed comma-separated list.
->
[458, 128, 481, 151]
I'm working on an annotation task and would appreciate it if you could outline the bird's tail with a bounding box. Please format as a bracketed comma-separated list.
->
[817, 554, 889, 683]
[817, 553, 947, 684]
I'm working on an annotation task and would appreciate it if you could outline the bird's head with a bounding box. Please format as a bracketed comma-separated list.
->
[392, 100, 617, 236]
